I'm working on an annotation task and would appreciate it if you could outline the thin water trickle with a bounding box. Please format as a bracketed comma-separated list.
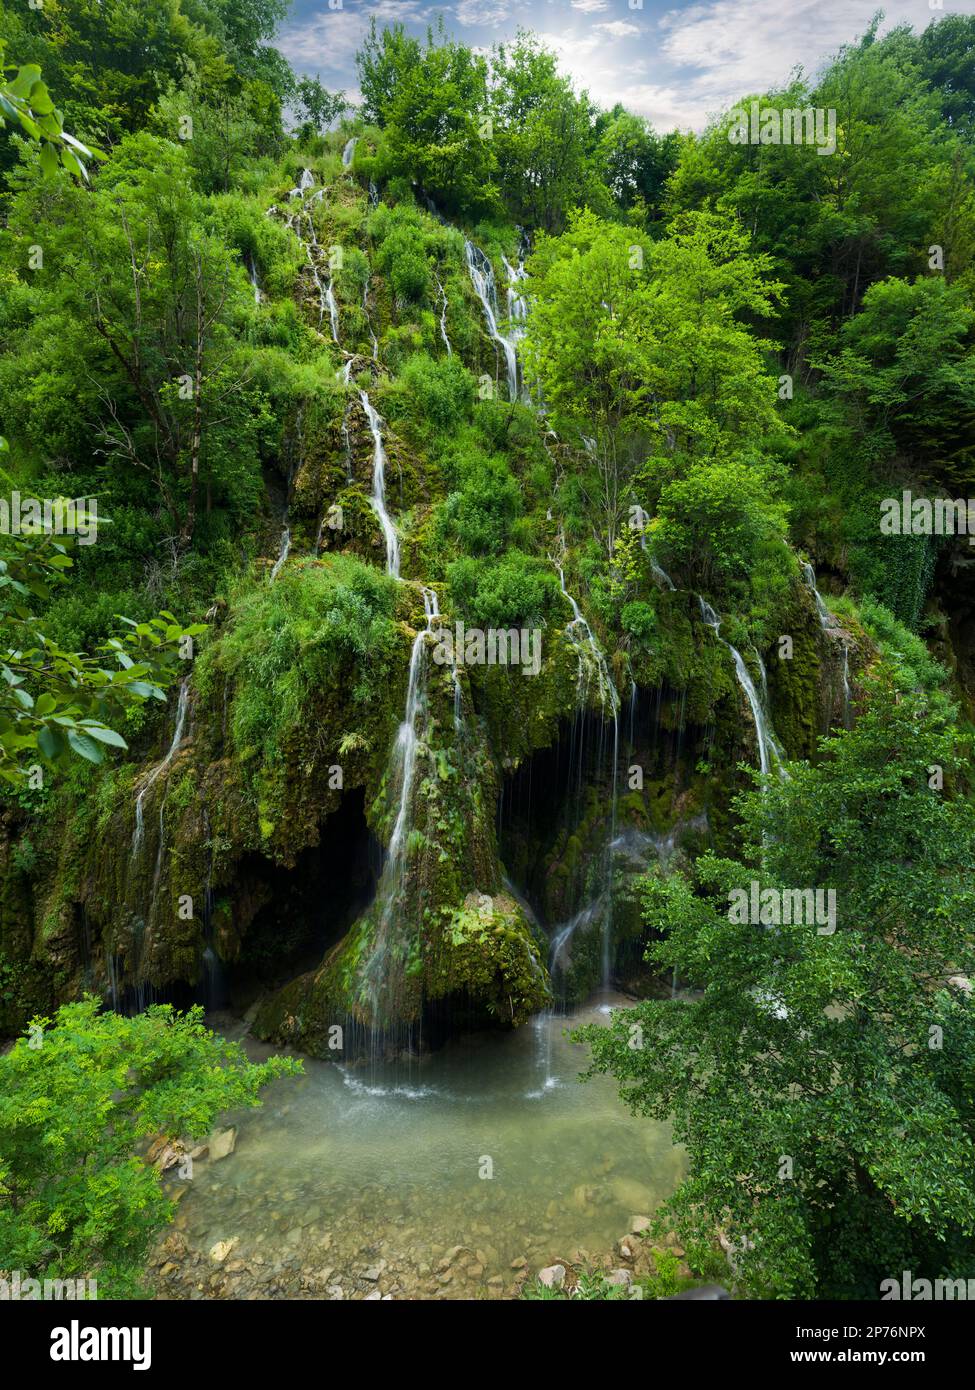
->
[131, 678, 191, 862]
[358, 390, 400, 578]
[341, 137, 357, 168]
[697, 598, 787, 780]
[464, 239, 520, 402]
[435, 275, 452, 356]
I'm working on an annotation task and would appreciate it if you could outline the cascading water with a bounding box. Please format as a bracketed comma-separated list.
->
[555, 567, 621, 988]
[358, 390, 400, 578]
[363, 280, 379, 361]
[342, 136, 357, 168]
[435, 275, 452, 356]
[698, 598, 787, 780]
[289, 167, 315, 200]
[131, 677, 191, 861]
[464, 239, 520, 402]
[358, 587, 440, 1026]
[247, 254, 262, 305]
[270, 409, 303, 581]
[801, 561, 853, 728]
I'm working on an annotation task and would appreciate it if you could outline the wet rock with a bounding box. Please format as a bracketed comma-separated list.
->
[538, 1264, 565, 1289]
[617, 1237, 636, 1261]
[510, 1256, 527, 1270]
[208, 1127, 237, 1161]
[630, 1215, 652, 1234]
[209, 1238, 240, 1263]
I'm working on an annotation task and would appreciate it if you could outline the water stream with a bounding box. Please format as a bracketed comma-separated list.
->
[464, 239, 521, 402]
[358, 390, 400, 578]
[357, 588, 440, 1024]
[698, 598, 786, 780]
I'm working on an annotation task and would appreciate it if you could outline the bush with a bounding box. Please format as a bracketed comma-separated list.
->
[0, 999, 300, 1298]
[447, 551, 558, 628]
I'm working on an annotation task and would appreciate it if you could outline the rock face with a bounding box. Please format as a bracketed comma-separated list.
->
[0, 486, 874, 1049]
[208, 1127, 237, 1162]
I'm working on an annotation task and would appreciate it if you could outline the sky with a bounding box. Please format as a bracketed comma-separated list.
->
[278, 0, 975, 132]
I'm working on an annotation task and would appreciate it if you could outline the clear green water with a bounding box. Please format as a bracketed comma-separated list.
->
[169, 995, 683, 1299]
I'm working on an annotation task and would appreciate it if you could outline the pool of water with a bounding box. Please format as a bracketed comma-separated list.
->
[164, 994, 684, 1299]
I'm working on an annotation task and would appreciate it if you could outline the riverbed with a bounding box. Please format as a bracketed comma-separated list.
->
[156, 994, 684, 1300]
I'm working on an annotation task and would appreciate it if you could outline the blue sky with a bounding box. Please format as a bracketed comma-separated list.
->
[278, 0, 975, 132]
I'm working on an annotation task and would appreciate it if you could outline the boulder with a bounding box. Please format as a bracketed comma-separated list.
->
[537, 1264, 566, 1289]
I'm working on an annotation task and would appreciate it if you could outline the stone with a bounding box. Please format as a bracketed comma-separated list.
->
[209, 1238, 240, 1263]
[208, 1127, 237, 1161]
[537, 1264, 565, 1289]
[510, 1256, 527, 1269]
[630, 1215, 653, 1233]
[606, 1268, 632, 1287]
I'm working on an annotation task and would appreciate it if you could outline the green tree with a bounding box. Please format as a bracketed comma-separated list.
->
[490, 32, 606, 232]
[580, 678, 975, 1297]
[0, 998, 301, 1297]
[295, 74, 348, 137]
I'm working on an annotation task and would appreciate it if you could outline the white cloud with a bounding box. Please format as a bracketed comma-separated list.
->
[279, 9, 369, 79]
[455, 0, 511, 25]
[658, 0, 975, 123]
[594, 20, 642, 39]
[570, 0, 610, 13]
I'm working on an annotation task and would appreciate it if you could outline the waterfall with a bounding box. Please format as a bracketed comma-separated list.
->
[289, 167, 315, 200]
[464, 239, 520, 402]
[369, 179, 379, 208]
[247, 254, 262, 305]
[363, 281, 379, 361]
[270, 408, 302, 581]
[557, 567, 620, 720]
[435, 276, 452, 356]
[131, 678, 190, 862]
[358, 389, 401, 578]
[269, 527, 290, 582]
[801, 561, 853, 729]
[556, 567, 620, 987]
[342, 136, 357, 168]
[800, 562, 833, 628]
[698, 598, 786, 780]
[359, 587, 441, 1021]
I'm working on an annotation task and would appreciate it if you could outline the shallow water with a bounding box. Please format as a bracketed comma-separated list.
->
[168, 995, 684, 1299]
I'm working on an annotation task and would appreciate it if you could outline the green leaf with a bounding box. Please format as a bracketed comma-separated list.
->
[66, 730, 103, 764]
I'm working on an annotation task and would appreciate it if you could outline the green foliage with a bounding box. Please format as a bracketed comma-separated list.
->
[580, 678, 975, 1298]
[447, 551, 558, 629]
[0, 997, 300, 1297]
[199, 555, 400, 776]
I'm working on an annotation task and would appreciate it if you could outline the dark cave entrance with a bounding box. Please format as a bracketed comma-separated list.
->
[225, 787, 380, 1008]
[496, 684, 713, 996]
